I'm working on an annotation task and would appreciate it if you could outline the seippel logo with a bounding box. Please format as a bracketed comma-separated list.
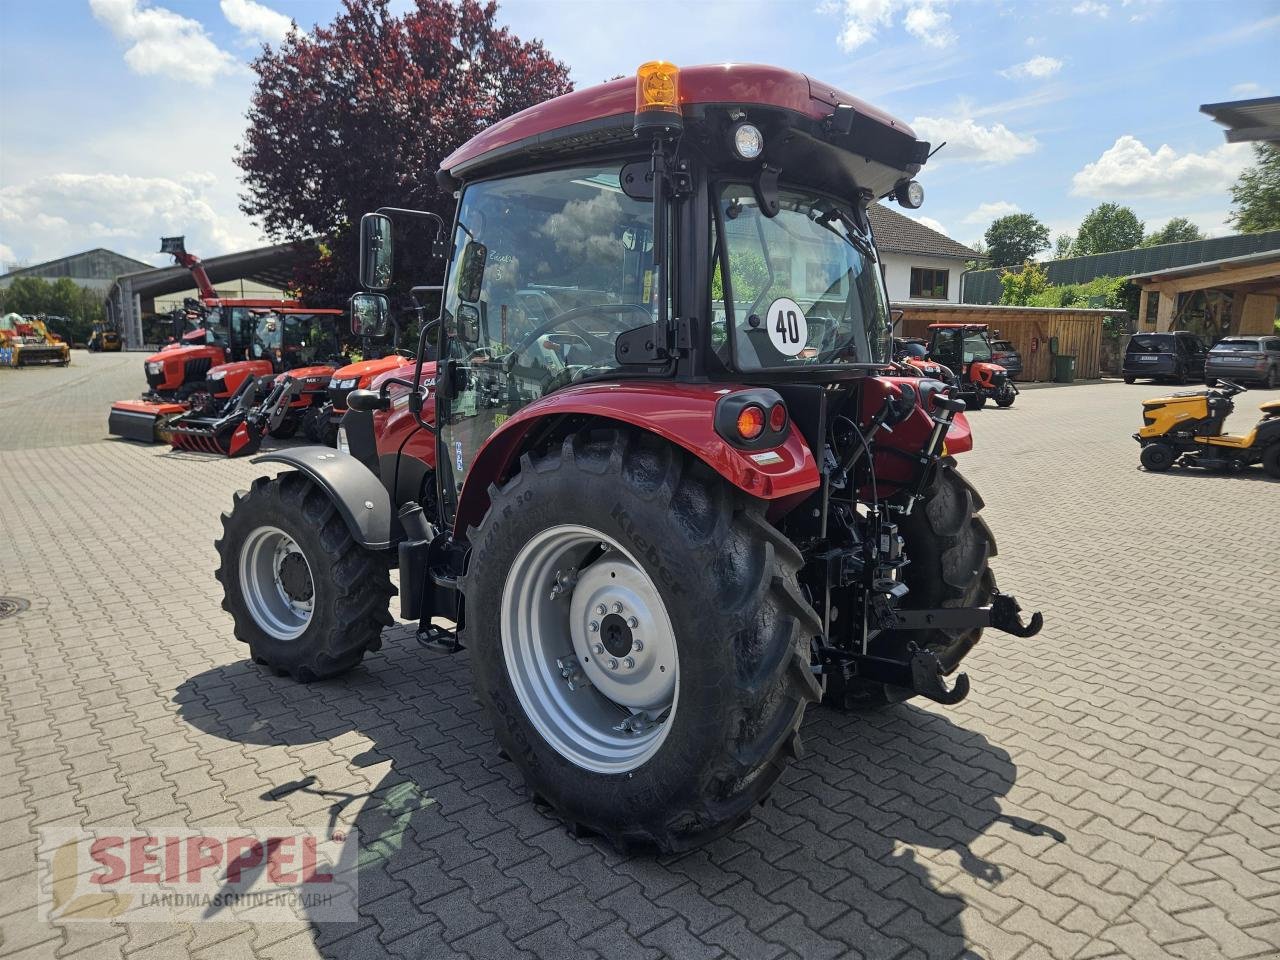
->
[39, 827, 359, 923]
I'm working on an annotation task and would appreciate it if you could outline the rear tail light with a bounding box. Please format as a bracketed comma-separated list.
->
[768, 402, 787, 432]
[736, 405, 765, 440]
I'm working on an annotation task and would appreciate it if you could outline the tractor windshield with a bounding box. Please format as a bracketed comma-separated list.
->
[713, 185, 891, 371]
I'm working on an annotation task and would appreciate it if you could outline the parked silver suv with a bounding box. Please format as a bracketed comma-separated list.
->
[1205, 336, 1280, 389]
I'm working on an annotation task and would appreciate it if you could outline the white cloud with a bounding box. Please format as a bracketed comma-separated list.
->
[1071, 135, 1251, 199]
[1230, 81, 1262, 96]
[910, 115, 1038, 164]
[1000, 56, 1063, 80]
[220, 0, 293, 45]
[89, 0, 239, 86]
[831, 0, 955, 51]
[1072, 1, 1110, 17]
[0, 243, 16, 269]
[0, 173, 261, 265]
[963, 201, 1022, 224]
[903, 2, 956, 48]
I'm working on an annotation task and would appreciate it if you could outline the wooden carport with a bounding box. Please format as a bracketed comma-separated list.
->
[892, 302, 1121, 382]
[1129, 250, 1280, 338]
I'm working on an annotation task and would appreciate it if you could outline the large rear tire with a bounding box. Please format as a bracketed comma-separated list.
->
[465, 430, 821, 852]
[1262, 443, 1280, 480]
[215, 472, 393, 681]
[833, 461, 996, 711]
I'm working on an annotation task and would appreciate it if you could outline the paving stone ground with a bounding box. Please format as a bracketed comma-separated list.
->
[2, 358, 1278, 960]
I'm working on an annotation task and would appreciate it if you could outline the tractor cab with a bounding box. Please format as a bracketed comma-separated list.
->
[216, 61, 1042, 853]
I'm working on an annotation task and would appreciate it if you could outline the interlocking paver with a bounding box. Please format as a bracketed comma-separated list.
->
[2, 366, 1279, 959]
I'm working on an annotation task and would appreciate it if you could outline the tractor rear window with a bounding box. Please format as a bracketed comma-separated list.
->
[1128, 335, 1172, 353]
[713, 184, 890, 371]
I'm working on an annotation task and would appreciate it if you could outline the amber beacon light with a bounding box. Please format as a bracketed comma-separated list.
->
[634, 61, 682, 135]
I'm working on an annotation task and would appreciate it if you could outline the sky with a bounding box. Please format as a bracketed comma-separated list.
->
[0, 0, 1277, 271]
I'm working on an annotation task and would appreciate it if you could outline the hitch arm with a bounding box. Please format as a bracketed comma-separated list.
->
[879, 591, 1043, 639]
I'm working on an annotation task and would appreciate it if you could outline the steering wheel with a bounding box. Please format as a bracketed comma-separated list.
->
[506, 303, 651, 364]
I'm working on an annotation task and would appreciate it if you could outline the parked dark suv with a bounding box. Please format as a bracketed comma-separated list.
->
[1123, 331, 1207, 384]
[990, 338, 1023, 378]
[1205, 336, 1280, 389]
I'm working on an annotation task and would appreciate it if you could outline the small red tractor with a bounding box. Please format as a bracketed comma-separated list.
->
[925, 323, 1017, 409]
[214, 62, 1041, 851]
[109, 238, 343, 448]
[893, 337, 954, 382]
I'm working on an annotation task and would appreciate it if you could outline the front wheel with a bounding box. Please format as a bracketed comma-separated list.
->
[995, 383, 1016, 408]
[1124, 376, 1136, 385]
[965, 393, 987, 411]
[1140, 443, 1175, 472]
[1267, 367, 1279, 389]
[268, 415, 299, 439]
[215, 472, 393, 681]
[466, 431, 821, 851]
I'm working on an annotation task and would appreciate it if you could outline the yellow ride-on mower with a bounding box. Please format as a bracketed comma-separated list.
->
[1135, 380, 1280, 478]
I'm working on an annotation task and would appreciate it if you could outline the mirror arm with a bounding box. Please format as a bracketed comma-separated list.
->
[375, 207, 448, 258]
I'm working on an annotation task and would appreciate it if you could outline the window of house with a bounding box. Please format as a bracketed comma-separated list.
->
[910, 267, 949, 299]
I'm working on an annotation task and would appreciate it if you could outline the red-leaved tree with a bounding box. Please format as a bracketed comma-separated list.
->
[237, 0, 572, 307]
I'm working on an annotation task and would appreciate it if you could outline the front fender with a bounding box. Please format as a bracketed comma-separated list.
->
[253, 447, 392, 550]
[452, 381, 820, 535]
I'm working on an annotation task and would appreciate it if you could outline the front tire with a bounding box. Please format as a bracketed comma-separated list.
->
[465, 430, 821, 851]
[1124, 376, 1136, 385]
[268, 415, 299, 439]
[1140, 443, 1175, 472]
[215, 472, 393, 681]
[995, 383, 1016, 408]
[965, 393, 987, 411]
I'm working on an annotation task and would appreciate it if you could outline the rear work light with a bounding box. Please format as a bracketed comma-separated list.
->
[634, 61, 682, 134]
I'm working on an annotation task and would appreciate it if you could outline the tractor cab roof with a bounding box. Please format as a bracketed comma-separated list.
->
[928, 323, 991, 331]
[441, 63, 929, 199]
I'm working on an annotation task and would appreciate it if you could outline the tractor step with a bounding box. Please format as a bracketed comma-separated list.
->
[417, 623, 463, 654]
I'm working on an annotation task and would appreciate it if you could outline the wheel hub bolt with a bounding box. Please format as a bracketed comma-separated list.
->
[612, 602, 623, 613]
[624, 657, 635, 669]
[627, 616, 638, 629]
[595, 604, 607, 616]
[589, 620, 599, 633]
[592, 643, 604, 655]
[632, 639, 643, 652]
[608, 658, 619, 670]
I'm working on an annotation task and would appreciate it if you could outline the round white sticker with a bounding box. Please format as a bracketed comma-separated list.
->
[765, 298, 808, 357]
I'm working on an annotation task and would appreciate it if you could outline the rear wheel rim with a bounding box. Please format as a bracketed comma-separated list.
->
[239, 526, 315, 640]
[500, 524, 679, 774]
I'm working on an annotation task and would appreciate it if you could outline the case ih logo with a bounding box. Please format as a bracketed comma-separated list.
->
[37, 827, 358, 923]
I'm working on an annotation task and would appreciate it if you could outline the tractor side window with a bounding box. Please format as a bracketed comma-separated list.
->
[715, 184, 890, 370]
[438, 163, 659, 502]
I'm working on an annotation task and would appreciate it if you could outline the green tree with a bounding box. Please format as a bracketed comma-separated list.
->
[998, 261, 1049, 305]
[984, 214, 1050, 267]
[1228, 143, 1280, 233]
[1073, 203, 1144, 256]
[0, 275, 104, 344]
[1143, 217, 1204, 246]
[1052, 234, 1074, 259]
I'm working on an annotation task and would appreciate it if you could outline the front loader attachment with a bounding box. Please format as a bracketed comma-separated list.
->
[108, 399, 189, 443]
[166, 374, 305, 457]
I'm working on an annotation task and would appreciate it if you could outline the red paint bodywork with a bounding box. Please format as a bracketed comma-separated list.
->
[142, 344, 229, 392]
[450, 380, 821, 535]
[442, 63, 915, 175]
[858, 377, 972, 496]
[208, 359, 274, 397]
[371, 362, 437, 468]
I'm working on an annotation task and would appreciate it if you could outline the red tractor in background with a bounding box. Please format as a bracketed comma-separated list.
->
[109, 238, 344, 447]
[893, 337, 955, 382]
[214, 62, 1041, 852]
[926, 322, 1018, 409]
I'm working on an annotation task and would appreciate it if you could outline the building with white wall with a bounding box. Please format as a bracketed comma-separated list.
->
[868, 202, 981, 305]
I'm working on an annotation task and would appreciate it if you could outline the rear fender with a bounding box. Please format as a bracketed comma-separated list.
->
[252, 447, 393, 550]
[451, 381, 820, 536]
[859, 376, 972, 496]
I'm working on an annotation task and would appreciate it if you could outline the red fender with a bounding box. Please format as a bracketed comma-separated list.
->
[210, 359, 274, 396]
[144, 344, 228, 391]
[451, 381, 820, 536]
[969, 361, 1007, 390]
[858, 377, 972, 497]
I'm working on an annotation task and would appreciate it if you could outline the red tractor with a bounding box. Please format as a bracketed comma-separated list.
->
[926, 322, 1018, 409]
[214, 62, 1041, 851]
[109, 238, 344, 445]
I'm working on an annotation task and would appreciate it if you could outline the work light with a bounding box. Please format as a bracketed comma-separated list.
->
[731, 122, 764, 160]
[895, 179, 925, 209]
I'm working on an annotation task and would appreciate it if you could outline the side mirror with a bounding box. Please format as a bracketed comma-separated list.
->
[350, 292, 390, 338]
[347, 389, 390, 412]
[456, 304, 481, 344]
[457, 240, 487, 303]
[359, 213, 394, 290]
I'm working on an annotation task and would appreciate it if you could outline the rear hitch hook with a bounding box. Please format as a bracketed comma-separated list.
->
[907, 643, 970, 705]
[990, 592, 1043, 638]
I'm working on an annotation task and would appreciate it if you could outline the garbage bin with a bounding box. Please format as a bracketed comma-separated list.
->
[1052, 354, 1077, 383]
